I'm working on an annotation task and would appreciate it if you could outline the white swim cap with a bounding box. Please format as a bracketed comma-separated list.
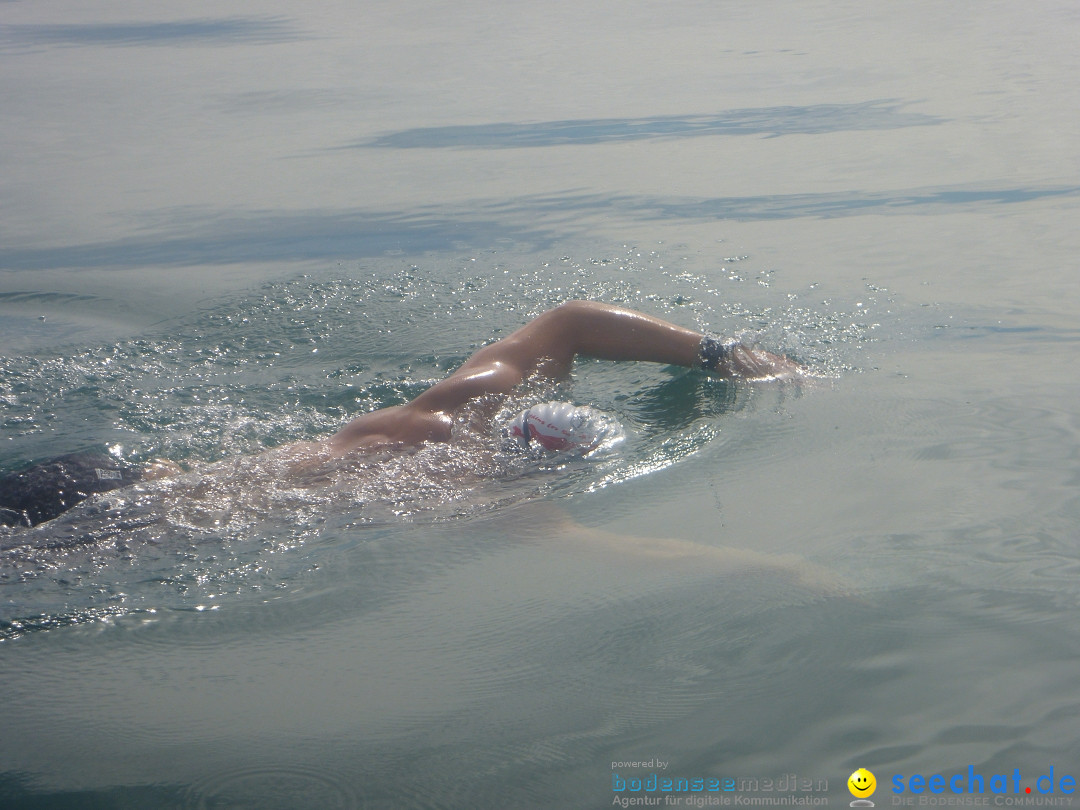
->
[503, 401, 624, 455]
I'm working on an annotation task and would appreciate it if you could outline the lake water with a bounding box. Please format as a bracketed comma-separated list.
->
[2, 1, 1079, 808]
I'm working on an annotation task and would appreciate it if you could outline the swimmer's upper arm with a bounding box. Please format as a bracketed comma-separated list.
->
[405, 312, 576, 416]
[410, 360, 526, 413]
[328, 403, 452, 452]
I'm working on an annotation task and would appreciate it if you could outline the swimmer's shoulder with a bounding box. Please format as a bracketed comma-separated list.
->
[327, 403, 453, 455]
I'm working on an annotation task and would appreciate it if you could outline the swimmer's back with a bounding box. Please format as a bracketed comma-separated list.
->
[0, 452, 142, 528]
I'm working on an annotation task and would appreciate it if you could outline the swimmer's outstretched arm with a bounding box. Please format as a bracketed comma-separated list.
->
[460, 300, 797, 380]
[503, 502, 848, 595]
[331, 301, 799, 452]
[414, 300, 799, 408]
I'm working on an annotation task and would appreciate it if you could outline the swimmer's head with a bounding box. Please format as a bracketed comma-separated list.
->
[501, 401, 625, 456]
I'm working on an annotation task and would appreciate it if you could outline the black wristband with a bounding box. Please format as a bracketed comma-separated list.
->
[698, 336, 736, 371]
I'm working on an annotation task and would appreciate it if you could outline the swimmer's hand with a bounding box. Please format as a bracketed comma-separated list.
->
[725, 345, 803, 380]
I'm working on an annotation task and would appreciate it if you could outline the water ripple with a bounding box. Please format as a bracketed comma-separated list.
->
[186, 765, 357, 810]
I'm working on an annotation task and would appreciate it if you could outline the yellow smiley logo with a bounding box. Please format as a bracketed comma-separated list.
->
[848, 768, 877, 798]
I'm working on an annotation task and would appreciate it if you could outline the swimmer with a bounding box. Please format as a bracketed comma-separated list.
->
[1, 301, 801, 527]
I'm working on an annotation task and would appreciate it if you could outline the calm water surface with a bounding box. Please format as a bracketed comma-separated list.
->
[1, 1, 1079, 808]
